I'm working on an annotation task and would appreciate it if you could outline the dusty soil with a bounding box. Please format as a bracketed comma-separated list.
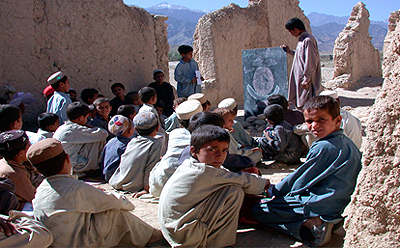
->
[94, 62, 379, 247]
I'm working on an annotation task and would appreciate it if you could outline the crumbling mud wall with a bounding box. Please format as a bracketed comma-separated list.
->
[193, 0, 309, 106]
[344, 10, 400, 248]
[0, 0, 169, 126]
[329, 2, 381, 89]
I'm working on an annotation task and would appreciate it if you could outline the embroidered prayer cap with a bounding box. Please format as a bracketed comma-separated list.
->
[319, 90, 338, 99]
[175, 99, 203, 120]
[218, 98, 237, 110]
[0, 130, 29, 152]
[47, 71, 66, 85]
[133, 111, 158, 131]
[27, 138, 64, 164]
[43, 85, 55, 97]
[108, 115, 131, 136]
[153, 69, 165, 76]
[188, 93, 207, 104]
[263, 104, 285, 124]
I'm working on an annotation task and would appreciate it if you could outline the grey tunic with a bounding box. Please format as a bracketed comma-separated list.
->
[288, 31, 322, 108]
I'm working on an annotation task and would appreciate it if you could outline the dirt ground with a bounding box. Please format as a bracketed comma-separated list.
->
[94, 62, 379, 247]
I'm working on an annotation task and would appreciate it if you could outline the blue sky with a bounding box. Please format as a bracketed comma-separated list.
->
[123, 0, 399, 21]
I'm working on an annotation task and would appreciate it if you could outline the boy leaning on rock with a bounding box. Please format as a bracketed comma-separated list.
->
[252, 96, 362, 247]
[28, 138, 164, 247]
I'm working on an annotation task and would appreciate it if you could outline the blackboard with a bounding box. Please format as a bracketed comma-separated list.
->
[242, 47, 288, 117]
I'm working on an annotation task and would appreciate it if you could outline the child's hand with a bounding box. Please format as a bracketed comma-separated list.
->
[300, 79, 310, 89]
[132, 190, 148, 198]
[0, 218, 18, 237]
[251, 147, 262, 153]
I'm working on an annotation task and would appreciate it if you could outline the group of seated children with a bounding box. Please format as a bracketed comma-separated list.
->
[0, 48, 363, 246]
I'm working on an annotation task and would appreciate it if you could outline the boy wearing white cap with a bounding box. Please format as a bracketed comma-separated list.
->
[46, 71, 72, 124]
[149, 99, 202, 197]
[109, 111, 163, 198]
[188, 93, 211, 111]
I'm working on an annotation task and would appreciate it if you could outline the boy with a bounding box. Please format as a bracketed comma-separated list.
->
[80, 88, 99, 105]
[174, 45, 203, 97]
[117, 104, 136, 120]
[252, 96, 362, 247]
[37, 113, 60, 138]
[149, 99, 202, 197]
[213, 108, 263, 163]
[46, 71, 72, 124]
[266, 94, 305, 126]
[109, 83, 127, 117]
[28, 138, 164, 247]
[281, 18, 322, 109]
[100, 115, 134, 181]
[92, 97, 114, 141]
[164, 97, 187, 132]
[188, 93, 211, 111]
[109, 111, 163, 197]
[149, 69, 175, 117]
[0, 130, 43, 210]
[125, 91, 143, 114]
[68, 89, 78, 102]
[159, 125, 268, 247]
[257, 104, 305, 167]
[53, 102, 108, 177]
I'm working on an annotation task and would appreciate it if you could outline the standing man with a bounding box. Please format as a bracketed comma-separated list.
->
[281, 18, 322, 109]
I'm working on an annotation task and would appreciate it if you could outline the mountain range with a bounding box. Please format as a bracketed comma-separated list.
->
[140, 2, 388, 52]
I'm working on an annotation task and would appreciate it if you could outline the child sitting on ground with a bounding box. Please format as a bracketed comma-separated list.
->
[266, 94, 305, 127]
[257, 104, 305, 167]
[188, 93, 211, 111]
[0, 130, 43, 210]
[164, 97, 187, 132]
[100, 115, 134, 181]
[109, 83, 127, 117]
[37, 113, 60, 138]
[213, 108, 263, 163]
[92, 97, 114, 141]
[53, 102, 108, 177]
[46, 71, 72, 124]
[252, 96, 362, 247]
[159, 125, 269, 247]
[80, 88, 99, 105]
[117, 105, 136, 120]
[28, 138, 164, 247]
[125, 91, 143, 113]
[149, 69, 175, 117]
[109, 111, 163, 197]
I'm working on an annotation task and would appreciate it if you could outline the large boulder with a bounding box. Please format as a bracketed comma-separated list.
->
[0, 0, 169, 126]
[328, 2, 382, 89]
[193, 0, 309, 106]
[344, 9, 400, 247]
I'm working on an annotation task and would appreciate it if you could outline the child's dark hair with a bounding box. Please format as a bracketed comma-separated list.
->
[190, 125, 230, 153]
[178, 45, 193, 55]
[0, 138, 29, 160]
[303, 96, 340, 119]
[264, 104, 285, 125]
[50, 75, 68, 90]
[38, 113, 59, 130]
[136, 122, 159, 136]
[266, 94, 288, 110]
[67, 102, 90, 120]
[173, 97, 187, 109]
[212, 108, 236, 118]
[155, 101, 165, 109]
[117, 105, 136, 118]
[111, 83, 125, 91]
[285, 17, 306, 31]
[80, 88, 99, 104]
[0, 104, 21, 132]
[188, 112, 225, 133]
[138, 87, 156, 103]
[125, 91, 140, 104]
[32, 151, 67, 177]
[202, 100, 211, 110]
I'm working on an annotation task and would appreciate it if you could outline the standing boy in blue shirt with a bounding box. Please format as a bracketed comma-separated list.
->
[174, 45, 203, 97]
[46, 71, 72, 124]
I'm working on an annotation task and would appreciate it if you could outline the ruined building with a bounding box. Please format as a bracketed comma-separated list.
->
[0, 0, 168, 124]
[329, 2, 382, 89]
[344, 10, 400, 247]
[193, 0, 309, 106]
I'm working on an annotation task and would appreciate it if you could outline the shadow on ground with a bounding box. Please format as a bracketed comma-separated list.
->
[339, 96, 375, 108]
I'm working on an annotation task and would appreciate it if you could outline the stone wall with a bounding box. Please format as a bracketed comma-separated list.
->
[344, 9, 400, 247]
[0, 0, 169, 127]
[193, 0, 309, 106]
[328, 2, 381, 89]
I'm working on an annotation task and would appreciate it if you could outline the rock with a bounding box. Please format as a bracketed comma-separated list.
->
[329, 2, 382, 90]
[241, 121, 252, 128]
[246, 126, 255, 131]
[257, 114, 266, 120]
[254, 119, 267, 126]
[246, 116, 257, 123]
[193, 0, 310, 106]
[344, 9, 400, 247]
[0, 0, 169, 125]
[257, 126, 265, 132]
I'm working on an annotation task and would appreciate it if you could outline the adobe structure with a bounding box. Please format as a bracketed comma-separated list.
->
[344, 10, 400, 247]
[193, 0, 310, 106]
[0, 0, 169, 125]
[328, 2, 382, 90]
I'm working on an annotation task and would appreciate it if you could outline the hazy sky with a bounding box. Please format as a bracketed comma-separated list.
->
[123, 0, 399, 21]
